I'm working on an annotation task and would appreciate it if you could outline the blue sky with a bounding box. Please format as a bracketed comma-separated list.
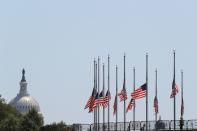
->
[0, 0, 197, 124]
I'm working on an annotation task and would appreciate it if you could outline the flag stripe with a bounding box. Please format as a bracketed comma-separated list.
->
[170, 78, 179, 98]
[131, 83, 147, 100]
[131, 91, 146, 96]
[85, 87, 96, 111]
[170, 85, 179, 98]
[92, 93, 99, 109]
[113, 95, 117, 115]
[126, 98, 134, 113]
[154, 96, 158, 113]
[102, 90, 111, 108]
[118, 89, 127, 101]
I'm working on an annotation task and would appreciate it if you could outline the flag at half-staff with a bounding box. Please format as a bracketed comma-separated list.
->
[88, 91, 98, 113]
[118, 82, 127, 101]
[126, 98, 134, 113]
[154, 96, 158, 114]
[113, 95, 117, 115]
[98, 90, 104, 106]
[103, 90, 111, 108]
[92, 92, 99, 109]
[84, 87, 96, 110]
[131, 83, 147, 100]
[170, 78, 179, 98]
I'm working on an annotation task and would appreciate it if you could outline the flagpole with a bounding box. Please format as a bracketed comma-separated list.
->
[107, 55, 110, 131]
[181, 70, 183, 117]
[124, 54, 126, 131]
[95, 62, 98, 131]
[116, 65, 118, 131]
[98, 57, 100, 131]
[146, 53, 148, 131]
[181, 70, 183, 113]
[173, 50, 176, 131]
[180, 70, 184, 130]
[103, 64, 105, 131]
[133, 67, 136, 131]
[94, 60, 96, 131]
[155, 69, 158, 122]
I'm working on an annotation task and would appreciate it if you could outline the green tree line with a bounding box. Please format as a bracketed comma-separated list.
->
[0, 95, 73, 131]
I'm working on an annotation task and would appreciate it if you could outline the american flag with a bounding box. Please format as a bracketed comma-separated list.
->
[131, 83, 147, 99]
[113, 95, 117, 115]
[98, 90, 104, 106]
[88, 91, 98, 113]
[181, 97, 184, 117]
[118, 82, 127, 101]
[126, 98, 134, 113]
[154, 96, 158, 113]
[92, 92, 99, 109]
[170, 78, 179, 98]
[103, 90, 111, 108]
[84, 87, 96, 110]
[118, 88, 127, 101]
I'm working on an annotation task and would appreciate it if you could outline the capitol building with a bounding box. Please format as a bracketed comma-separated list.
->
[9, 69, 41, 115]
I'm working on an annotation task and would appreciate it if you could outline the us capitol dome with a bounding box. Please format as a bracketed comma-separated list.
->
[9, 69, 41, 115]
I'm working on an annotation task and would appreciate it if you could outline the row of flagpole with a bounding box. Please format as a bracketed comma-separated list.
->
[85, 51, 184, 131]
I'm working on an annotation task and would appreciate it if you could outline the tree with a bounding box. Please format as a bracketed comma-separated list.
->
[20, 108, 44, 131]
[0, 95, 22, 131]
[40, 121, 75, 131]
[0, 114, 21, 131]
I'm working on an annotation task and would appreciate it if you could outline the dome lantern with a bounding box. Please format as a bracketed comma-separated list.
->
[19, 68, 28, 96]
[21, 68, 26, 82]
[9, 69, 41, 115]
